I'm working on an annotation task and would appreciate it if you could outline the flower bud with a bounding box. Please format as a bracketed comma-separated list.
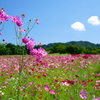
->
[21, 14, 25, 17]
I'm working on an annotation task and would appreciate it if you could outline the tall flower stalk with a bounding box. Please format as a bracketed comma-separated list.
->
[0, 8, 47, 100]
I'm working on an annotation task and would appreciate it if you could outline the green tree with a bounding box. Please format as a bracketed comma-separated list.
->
[66, 45, 79, 54]
[54, 44, 66, 54]
[6, 43, 16, 54]
[0, 44, 11, 55]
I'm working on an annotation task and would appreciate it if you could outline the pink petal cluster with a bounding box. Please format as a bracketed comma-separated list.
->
[10, 15, 23, 27]
[49, 90, 56, 94]
[26, 38, 35, 50]
[38, 42, 42, 46]
[22, 37, 48, 57]
[22, 38, 29, 44]
[38, 47, 48, 56]
[0, 8, 9, 21]
[44, 85, 56, 94]
[44, 85, 50, 91]
[22, 37, 35, 50]
[18, 28, 26, 32]
[35, 19, 40, 24]
[80, 90, 88, 99]
[30, 47, 47, 56]
[30, 82, 34, 85]
[30, 49, 38, 55]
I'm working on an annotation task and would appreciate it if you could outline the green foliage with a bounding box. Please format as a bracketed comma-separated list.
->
[66, 45, 80, 54]
[53, 44, 66, 54]
[0, 41, 100, 55]
[42, 41, 100, 48]
[42, 41, 100, 55]
[0, 43, 28, 55]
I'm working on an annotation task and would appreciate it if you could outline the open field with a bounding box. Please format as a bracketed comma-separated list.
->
[48, 53, 69, 56]
[0, 54, 100, 100]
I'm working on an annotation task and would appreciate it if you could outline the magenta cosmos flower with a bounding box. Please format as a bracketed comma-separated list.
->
[30, 49, 38, 56]
[16, 20, 23, 27]
[49, 90, 56, 94]
[26, 38, 35, 50]
[80, 90, 88, 99]
[35, 19, 40, 24]
[38, 47, 48, 56]
[10, 15, 20, 23]
[22, 38, 29, 44]
[0, 9, 9, 21]
[44, 85, 50, 91]
[10, 15, 23, 27]
[30, 82, 34, 85]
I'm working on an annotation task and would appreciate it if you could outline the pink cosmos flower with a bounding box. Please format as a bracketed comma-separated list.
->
[28, 38, 35, 44]
[36, 21, 39, 24]
[38, 42, 42, 46]
[30, 47, 47, 58]
[10, 15, 20, 23]
[80, 90, 88, 99]
[18, 28, 26, 32]
[38, 47, 48, 56]
[61, 81, 69, 86]
[22, 38, 29, 44]
[42, 74, 48, 77]
[31, 93, 35, 96]
[10, 15, 23, 27]
[26, 43, 35, 50]
[49, 90, 56, 94]
[35, 19, 40, 24]
[44, 85, 50, 91]
[36, 86, 42, 91]
[96, 73, 100, 76]
[94, 86, 98, 90]
[0, 9, 9, 21]
[83, 54, 94, 59]
[96, 80, 100, 83]
[30, 49, 38, 55]
[96, 80, 100, 85]
[30, 82, 34, 85]
[26, 38, 35, 50]
[16, 20, 23, 27]
[82, 81, 87, 87]
[54, 79, 58, 82]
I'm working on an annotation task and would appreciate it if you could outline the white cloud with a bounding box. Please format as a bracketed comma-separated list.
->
[88, 16, 100, 25]
[71, 22, 86, 31]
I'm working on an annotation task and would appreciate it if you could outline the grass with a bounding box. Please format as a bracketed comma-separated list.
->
[0, 54, 100, 100]
[48, 53, 69, 55]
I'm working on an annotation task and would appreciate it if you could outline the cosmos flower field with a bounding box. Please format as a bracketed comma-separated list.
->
[0, 54, 100, 100]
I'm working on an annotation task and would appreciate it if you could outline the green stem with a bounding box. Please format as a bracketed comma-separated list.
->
[14, 23, 19, 45]
[0, 22, 4, 31]
[24, 22, 36, 37]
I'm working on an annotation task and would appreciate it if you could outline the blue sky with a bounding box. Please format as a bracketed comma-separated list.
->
[0, 0, 100, 45]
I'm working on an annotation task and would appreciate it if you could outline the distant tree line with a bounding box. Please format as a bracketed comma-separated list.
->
[45, 44, 100, 54]
[42, 41, 100, 54]
[0, 41, 100, 55]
